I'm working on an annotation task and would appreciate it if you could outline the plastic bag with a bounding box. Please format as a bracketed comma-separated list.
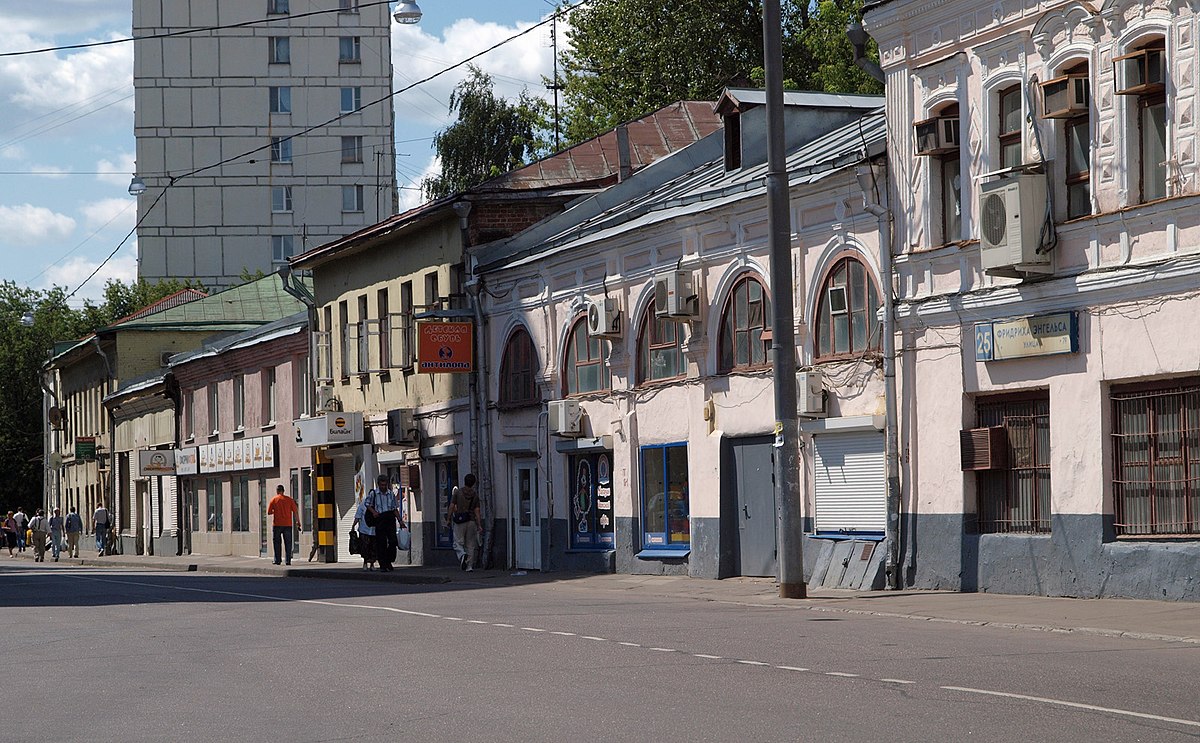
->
[397, 525, 411, 552]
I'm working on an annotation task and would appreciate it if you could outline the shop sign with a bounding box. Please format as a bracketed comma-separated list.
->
[75, 436, 97, 461]
[197, 435, 278, 474]
[175, 448, 198, 475]
[416, 321, 473, 373]
[138, 449, 176, 476]
[293, 412, 364, 448]
[974, 311, 1078, 362]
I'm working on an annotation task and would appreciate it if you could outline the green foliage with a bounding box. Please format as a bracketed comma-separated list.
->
[557, 0, 881, 144]
[0, 277, 204, 513]
[239, 267, 267, 283]
[423, 66, 552, 200]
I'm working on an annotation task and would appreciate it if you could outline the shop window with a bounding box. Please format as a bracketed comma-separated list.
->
[997, 85, 1023, 169]
[637, 303, 683, 384]
[718, 275, 770, 372]
[499, 327, 539, 406]
[188, 480, 200, 533]
[569, 452, 615, 550]
[975, 393, 1051, 534]
[562, 316, 611, 395]
[206, 478, 223, 532]
[1111, 381, 1200, 536]
[640, 444, 689, 550]
[814, 256, 881, 360]
[232, 477, 251, 532]
[290, 467, 313, 531]
[434, 459, 458, 549]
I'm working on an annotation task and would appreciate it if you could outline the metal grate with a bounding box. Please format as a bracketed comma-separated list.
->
[975, 396, 1051, 533]
[1111, 384, 1200, 536]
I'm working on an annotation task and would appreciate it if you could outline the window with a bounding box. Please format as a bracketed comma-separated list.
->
[435, 459, 458, 549]
[232, 477, 250, 532]
[270, 136, 292, 163]
[562, 316, 610, 395]
[1115, 38, 1167, 203]
[271, 235, 295, 264]
[271, 185, 292, 213]
[269, 37, 290, 64]
[340, 87, 362, 114]
[1138, 93, 1167, 202]
[338, 0, 359, 11]
[997, 85, 1022, 169]
[637, 303, 683, 384]
[185, 389, 195, 439]
[188, 481, 199, 532]
[975, 393, 1051, 534]
[316, 305, 333, 382]
[424, 271, 440, 309]
[268, 0, 289, 13]
[499, 327, 538, 406]
[356, 294, 369, 374]
[206, 478, 223, 532]
[718, 275, 770, 372]
[338, 300, 349, 378]
[1054, 62, 1092, 219]
[930, 103, 962, 243]
[377, 288, 391, 369]
[263, 367, 276, 426]
[208, 383, 220, 434]
[291, 467, 313, 531]
[342, 185, 364, 213]
[339, 36, 361, 63]
[294, 355, 312, 417]
[233, 375, 245, 430]
[1111, 381, 1200, 536]
[814, 257, 880, 359]
[640, 444, 689, 550]
[341, 135, 363, 163]
[570, 451, 616, 549]
[392, 280, 414, 369]
[723, 113, 742, 171]
[269, 86, 291, 114]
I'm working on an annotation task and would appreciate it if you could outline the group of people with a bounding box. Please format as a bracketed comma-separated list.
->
[2, 505, 94, 560]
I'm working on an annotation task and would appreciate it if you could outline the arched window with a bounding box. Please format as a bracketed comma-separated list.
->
[562, 316, 610, 395]
[718, 275, 770, 372]
[815, 256, 880, 359]
[499, 327, 538, 406]
[637, 302, 684, 384]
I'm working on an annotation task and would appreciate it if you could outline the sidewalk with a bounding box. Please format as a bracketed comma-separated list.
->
[13, 547, 1200, 645]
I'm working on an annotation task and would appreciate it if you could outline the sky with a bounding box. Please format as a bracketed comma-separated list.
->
[0, 0, 563, 304]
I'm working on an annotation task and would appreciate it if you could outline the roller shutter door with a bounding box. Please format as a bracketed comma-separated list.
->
[813, 431, 885, 533]
[334, 456, 357, 561]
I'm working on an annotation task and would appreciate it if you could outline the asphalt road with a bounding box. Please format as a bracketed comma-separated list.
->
[2, 562, 1198, 742]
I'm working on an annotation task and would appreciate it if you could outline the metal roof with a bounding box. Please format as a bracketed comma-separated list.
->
[109, 274, 308, 331]
[168, 311, 308, 367]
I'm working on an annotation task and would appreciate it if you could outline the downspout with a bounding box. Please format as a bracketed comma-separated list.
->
[856, 161, 902, 590]
[847, 21, 886, 85]
[164, 373, 184, 555]
[278, 266, 319, 554]
[91, 336, 117, 549]
[40, 369, 60, 513]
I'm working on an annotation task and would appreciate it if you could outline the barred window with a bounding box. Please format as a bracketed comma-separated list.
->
[1112, 381, 1200, 536]
[975, 393, 1051, 534]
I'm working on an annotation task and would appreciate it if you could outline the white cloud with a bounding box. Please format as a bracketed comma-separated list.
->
[0, 203, 75, 244]
[80, 197, 136, 232]
[37, 246, 137, 302]
[95, 152, 137, 187]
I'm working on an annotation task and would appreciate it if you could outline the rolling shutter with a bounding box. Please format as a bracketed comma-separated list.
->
[334, 455, 357, 561]
[164, 476, 179, 535]
[813, 431, 886, 533]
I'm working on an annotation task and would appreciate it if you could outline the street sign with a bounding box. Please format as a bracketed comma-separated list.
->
[416, 321, 473, 373]
[974, 312, 1078, 361]
[75, 437, 96, 461]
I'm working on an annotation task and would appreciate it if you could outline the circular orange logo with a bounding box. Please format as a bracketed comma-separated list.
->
[334, 417, 346, 427]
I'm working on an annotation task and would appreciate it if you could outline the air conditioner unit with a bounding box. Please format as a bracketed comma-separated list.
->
[1039, 73, 1089, 119]
[653, 270, 699, 320]
[387, 408, 418, 444]
[548, 399, 583, 437]
[797, 369, 826, 418]
[586, 297, 622, 338]
[315, 384, 340, 413]
[978, 174, 1052, 277]
[913, 115, 960, 156]
[1114, 47, 1165, 96]
[960, 427, 1008, 470]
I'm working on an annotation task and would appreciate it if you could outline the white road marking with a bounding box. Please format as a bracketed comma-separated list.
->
[694, 654, 722, 660]
[551, 631, 576, 636]
[825, 672, 859, 678]
[649, 647, 676, 652]
[880, 679, 916, 684]
[777, 666, 809, 672]
[467, 620, 488, 625]
[737, 660, 769, 666]
[444, 616, 463, 621]
[521, 627, 546, 632]
[942, 686, 1200, 729]
[493, 623, 514, 628]
[618, 642, 641, 647]
[581, 636, 607, 642]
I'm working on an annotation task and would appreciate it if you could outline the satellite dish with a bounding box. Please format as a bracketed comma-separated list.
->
[48, 452, 63, 469]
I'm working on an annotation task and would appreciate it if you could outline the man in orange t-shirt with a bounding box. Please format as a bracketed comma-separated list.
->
[267, 484, 302, 566]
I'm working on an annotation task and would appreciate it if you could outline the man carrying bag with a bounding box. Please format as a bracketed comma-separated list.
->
[365, 474, 401, 572]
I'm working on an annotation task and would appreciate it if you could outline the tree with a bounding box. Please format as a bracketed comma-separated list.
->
[556, 0, 882, 145]
[423, 66, 551, 200]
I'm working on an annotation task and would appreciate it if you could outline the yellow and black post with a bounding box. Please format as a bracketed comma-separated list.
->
[314, 448, 336, 562]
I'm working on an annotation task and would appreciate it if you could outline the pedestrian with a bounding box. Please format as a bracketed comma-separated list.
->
[2, 512, 17, 557]
[352, 492, 376, 571]
[93, 501, 111, 556]
[48, 507, 64, 562]
[364, 474, 400, 572]
[448, 473, 483, 572]
[64, 506, 83, 558]
[266, 484, 301, 566]
[13, 507, 28, 553]
[29, 509, 49, 563]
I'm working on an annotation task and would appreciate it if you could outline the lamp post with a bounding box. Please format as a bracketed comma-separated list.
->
[763, 0, 806, 599]
[128, 175, 146, 196]
[393, 1, 422, 24]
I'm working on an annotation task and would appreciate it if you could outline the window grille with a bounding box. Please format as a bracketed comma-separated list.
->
[975, 395, 1051, 533]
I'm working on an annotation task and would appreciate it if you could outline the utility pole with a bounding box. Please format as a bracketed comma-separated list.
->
[764, 0, 805, 599]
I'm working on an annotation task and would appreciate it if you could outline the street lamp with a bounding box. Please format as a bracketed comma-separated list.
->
[393, 1, 422, 24]
[20, 312, 34, 327]
[128, 175, 147, 196]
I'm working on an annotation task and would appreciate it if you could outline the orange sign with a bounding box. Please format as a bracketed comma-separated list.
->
[417, 321, 474, 373]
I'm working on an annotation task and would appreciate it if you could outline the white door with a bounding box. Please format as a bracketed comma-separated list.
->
[813, 431, 886, 533]
[512, 459, 541, 570]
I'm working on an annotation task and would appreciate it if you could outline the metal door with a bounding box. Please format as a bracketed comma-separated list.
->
[512, 459, 541, 570]
[731, 437, 777, 577]
[813, 431, 886, 533]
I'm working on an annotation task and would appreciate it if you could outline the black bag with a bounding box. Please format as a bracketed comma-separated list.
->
[452, 512, 472, 524]
[348, 530, 360, 555]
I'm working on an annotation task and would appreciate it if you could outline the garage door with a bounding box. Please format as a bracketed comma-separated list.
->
[813, 431, 885, 533]
[334, 455, 359, 561]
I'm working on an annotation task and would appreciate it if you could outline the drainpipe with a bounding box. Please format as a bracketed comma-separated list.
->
[856, 161, 902, 590]
[278, 265, 319, 555]
[164, 373, 184, 556]
[847, 21, 886, 84]
[90, 336, 117, 549]
[40, 369, 60, 513]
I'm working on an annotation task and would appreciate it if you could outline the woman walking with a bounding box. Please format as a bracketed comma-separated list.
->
[2, 512, 16, 557]
[352, 493, 376, 571]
